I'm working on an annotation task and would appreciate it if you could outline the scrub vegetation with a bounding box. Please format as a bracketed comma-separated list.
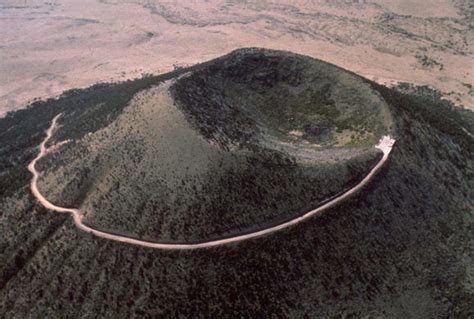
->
[172, 48, 391, 148]
[31, 49, 386, 242]
[0, 49, 472, 317]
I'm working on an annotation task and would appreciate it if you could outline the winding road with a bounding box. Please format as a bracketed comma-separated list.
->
[28, 113, 396, 250]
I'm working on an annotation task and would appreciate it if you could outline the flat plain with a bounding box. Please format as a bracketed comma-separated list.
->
[0, 0, 472, 116]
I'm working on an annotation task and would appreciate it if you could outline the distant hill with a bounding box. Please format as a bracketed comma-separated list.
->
[0, 48, 472, 317]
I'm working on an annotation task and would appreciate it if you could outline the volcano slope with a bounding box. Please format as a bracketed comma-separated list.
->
[0, 48, 473, 317]
[28, 48, 391, 243]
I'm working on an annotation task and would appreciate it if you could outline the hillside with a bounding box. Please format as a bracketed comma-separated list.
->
[171, 48, 392, 148]
[0, 48, 472, 317]
[25, 49, 390, 242]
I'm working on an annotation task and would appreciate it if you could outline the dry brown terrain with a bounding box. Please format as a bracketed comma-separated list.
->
[1, 0, 472, 116]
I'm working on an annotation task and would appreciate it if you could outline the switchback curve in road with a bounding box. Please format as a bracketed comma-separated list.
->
[28, 113, 396, 250]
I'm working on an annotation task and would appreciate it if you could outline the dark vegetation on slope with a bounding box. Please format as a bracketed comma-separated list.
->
[0, 65, 201, 199]
[171, 48, 389, 148]
[0, 65, 210, 288]
[10, 48, 386, 242]
[0, 49, 472, 317]
[78, 148, 380, 242]
[390, 82, 474, 153]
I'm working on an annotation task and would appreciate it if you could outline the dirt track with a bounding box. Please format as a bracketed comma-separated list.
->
[28, 114, 395, 250]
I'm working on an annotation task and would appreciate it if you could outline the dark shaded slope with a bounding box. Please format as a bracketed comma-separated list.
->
[0, 50, 472, 317]
[1, 87, 472, 317]
[20, 49, 385, 242]
[0, 67, 203, 289]
[171, 48, 390, 148]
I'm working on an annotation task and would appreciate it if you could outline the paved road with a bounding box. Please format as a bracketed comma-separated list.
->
[28, 113, 396, 250]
